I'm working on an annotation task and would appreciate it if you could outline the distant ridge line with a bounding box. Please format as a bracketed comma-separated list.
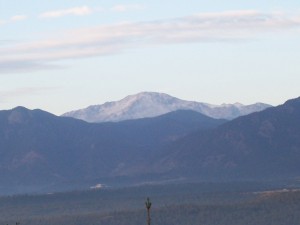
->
[62, 92, 272, 122]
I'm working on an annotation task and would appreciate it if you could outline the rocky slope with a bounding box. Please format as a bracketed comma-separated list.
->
[62, 92, 271, 122]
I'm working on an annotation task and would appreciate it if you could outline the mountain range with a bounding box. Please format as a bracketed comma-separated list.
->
[155, 97, 300, 181]
[0, 107, 225, 194]
[1, 96, 300, 195]
[62, 92, 271, 122]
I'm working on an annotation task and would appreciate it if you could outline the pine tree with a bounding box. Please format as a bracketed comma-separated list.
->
[145, 197, 152, 225]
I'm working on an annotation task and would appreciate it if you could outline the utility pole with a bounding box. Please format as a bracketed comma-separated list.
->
[145, 197, 152, 225]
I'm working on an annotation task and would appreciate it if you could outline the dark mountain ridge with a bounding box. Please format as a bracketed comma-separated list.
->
[1, 96, 300, 195]
[156, 97, 300, 180]
[0, 107, 225, 194]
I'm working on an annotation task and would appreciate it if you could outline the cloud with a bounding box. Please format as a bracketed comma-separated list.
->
[39, 6, 93, 18]
[1, 10, 300, 73]
[0, 15, 28, 26]
[111, 4, 145, 12]
[10, 15, 28, 22]
[0, 87, 59, 103]
[0, 60, 65, 74]
[0, 20, 6, 25]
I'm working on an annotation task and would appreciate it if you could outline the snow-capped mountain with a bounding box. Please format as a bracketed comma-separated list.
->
[62, 92, 272, 122]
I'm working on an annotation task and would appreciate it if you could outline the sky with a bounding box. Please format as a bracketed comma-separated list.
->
[1, 0, 300, 115]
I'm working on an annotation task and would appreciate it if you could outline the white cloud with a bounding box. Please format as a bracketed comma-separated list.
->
[39, 6, 93, 18]
[0, 61, 64, 73]
[0, 87, 59, 103]
[1, 10, 300, 73]
[0, 15, 28, 26]
[0, 20, 6, 25]
[10, 15, 28, 22]
[111, 4, 145, 12]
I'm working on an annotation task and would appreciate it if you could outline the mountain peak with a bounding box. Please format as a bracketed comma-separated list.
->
[117, 92, 180, 107]
[12, 106, 30, 112]
[115, 91, 176, 104]
[129, 91, 173, 98]
[7, 107, 32, 124]
[62, 92, 272, 123]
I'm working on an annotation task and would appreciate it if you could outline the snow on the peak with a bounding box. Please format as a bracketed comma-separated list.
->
[62, 92, 272, 122]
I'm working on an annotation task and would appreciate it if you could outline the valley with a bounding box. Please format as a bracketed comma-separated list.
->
[1, 182, 300, 225]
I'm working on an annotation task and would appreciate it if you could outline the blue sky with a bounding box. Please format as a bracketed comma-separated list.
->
[1, 0, 300, 115]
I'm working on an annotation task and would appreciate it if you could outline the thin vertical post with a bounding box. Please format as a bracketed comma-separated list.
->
[145, 197, 152, 225]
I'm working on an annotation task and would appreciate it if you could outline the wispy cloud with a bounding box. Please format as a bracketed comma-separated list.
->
[0, 87, 59, 103]
[39, 6, 93, 18]
[0, 61, 65, 74]
[1, 10, 300, 73]
[0, 14, 28, 26]
[10, 15, 28, 22]
[0, 20, 6, 25]
[111, 4, 145, 12]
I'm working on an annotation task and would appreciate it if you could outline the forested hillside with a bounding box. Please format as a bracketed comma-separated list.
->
[1, 182, 300, 225]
